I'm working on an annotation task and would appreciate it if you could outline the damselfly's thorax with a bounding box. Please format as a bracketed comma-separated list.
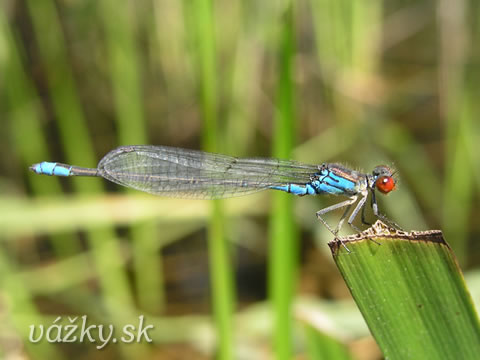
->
[310, 163, 368, 196]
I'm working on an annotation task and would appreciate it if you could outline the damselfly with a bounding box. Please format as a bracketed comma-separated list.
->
[30, 145, 401, 246]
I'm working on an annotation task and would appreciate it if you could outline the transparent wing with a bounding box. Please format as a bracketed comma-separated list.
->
[97, 145, 319, 199]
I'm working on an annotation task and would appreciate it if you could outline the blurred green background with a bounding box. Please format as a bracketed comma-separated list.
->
[1, 0, 480, 359]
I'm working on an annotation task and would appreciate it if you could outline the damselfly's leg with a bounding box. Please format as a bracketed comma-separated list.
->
[347, 192, 367, 232]
[316, 196, 357, 234]
[360, 193, 373, 226]
[361, 203, 371, 226]
[371, 190, 404, 231]
[316, 196, 358, 252]
[348, 192, 380, 245]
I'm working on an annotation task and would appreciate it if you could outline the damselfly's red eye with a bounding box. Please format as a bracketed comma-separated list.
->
[376, 176, 396, 194]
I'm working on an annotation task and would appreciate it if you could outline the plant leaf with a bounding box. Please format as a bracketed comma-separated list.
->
[330, 221, 480, 360]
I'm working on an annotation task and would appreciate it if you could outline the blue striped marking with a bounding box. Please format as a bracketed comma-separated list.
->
[311, 180, 345, 195]
[316, 170, 356, 194]
[270, 169, 357, 196]
[269, 183, 317, 195]
[33, 162, 72, 176]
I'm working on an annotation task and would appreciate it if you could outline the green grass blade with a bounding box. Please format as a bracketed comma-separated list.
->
[330, 221, 480, 359]
[269, 5, 297, 360]
[438, 0, 471, 264]
[97, 0, 165, 316]
[0, 194, 268, 237]
[97, 0, 146, 143]
[188, 0, 235, 358]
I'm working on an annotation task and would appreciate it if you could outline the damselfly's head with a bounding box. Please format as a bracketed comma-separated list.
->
[372, 165, 397, 194]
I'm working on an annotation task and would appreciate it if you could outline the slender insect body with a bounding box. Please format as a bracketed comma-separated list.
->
[30, 145, 402, 247]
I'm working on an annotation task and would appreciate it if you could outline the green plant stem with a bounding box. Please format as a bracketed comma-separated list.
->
[331, 221, 480, 359]
[190, 0, 235, 358]
[269, 6, 298, 360]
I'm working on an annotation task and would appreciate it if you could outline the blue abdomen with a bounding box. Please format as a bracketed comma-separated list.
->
[269, 183, 317, 195]
[31, 162, 72, 177]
